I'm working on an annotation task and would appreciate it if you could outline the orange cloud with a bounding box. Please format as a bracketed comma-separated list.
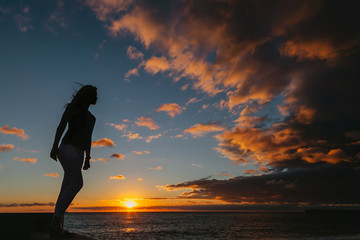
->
[243, 169, 259, 175]
[280, 40, 338, 62]
[135, 116, 159, 130]
[216, 123, 353, 166]
[295, 105, 316, 125]
[156, 103, 185, 117]
[110, 153, 124, 159]
[186, 97, 199, 106]
[0, 144, 14, 152]
[108, 123, 127, 131]
[132, 150, 150, 155]
[215, 126, 303, 165]
[172, 134, 184, 138]
[13, 157, 37, 164]
[0, 164, 2, 170]
[43, 172, 59, 178]
[91, 158, 107, 162]
[109, 174, 126, 180]
[144, 56, 170, 74]
[0, 125, 29, 140]
[145, 133, 162, 142]
[137, 178, 143, 181]
[132, 151, 143, 155]
[149, 166, 163, 170]
[127, 45, 143, 59]
[92, 138, 115, 147]
[125, 67, 139, 79]
[105, 3, 282, 104]
[235, 116, 266, 128]
[181, 84, 189, 91]
[184, 123, 226, 137]
[258, 166, 269, 173]
[122, 132, 144, 141]
[297, 147, 350, 164]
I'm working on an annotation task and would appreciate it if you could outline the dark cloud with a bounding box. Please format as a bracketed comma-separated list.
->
[0, 144, 14, 152]
[0, 202, 55, 207]
[163, 163, 360, 206]
[87, 0, 360, 206]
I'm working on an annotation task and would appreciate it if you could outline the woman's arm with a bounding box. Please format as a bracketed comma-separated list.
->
[83, 117, 96, 170]
[50, 108, 69, 161]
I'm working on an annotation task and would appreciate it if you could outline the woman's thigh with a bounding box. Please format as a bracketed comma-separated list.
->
[59, 144, 83, 174]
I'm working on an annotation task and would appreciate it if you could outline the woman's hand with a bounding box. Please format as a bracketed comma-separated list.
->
[83, 159, 91, 170]
[50, 147, 59, 161]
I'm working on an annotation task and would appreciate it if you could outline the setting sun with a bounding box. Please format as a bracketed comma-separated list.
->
[123, 200, 137, 209]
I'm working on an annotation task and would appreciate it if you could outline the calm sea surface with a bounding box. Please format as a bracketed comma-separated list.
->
[64, 212, 360, 240]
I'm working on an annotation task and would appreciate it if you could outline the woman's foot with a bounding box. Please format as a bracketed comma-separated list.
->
[49, 215, 75, 238]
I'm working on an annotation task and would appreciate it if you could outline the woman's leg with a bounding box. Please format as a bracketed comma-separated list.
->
[54, 145, 84, 217]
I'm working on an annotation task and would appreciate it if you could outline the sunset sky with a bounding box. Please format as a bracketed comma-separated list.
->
[1, 0, 360, 212]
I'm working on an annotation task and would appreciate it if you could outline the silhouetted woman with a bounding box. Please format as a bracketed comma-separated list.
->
[50, 85, 97, 236]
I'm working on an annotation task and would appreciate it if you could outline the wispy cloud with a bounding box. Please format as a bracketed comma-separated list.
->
[184, 122, 226, 137]
[132, 151, 143, 155]
[186, 97, 201, 106]
[0, 202, 55, 207]
[13, 157, 37, 164]
[213, 172, 231, 177]
[85, 0, 132, 22]
[171, 134, 185, 139]
[0, 125, 29, 140]
[45, 0, 67, 34]
[127, 45, 144, 59]
[149, 166, 163, 170]
[109, 174, 126, 180]
[122, 132, 144, 141]
[92, 138, 115, 147]
[0, 144, 14, 152]
[145, 133, 162, 143]
[192, 164, 203, 168]
[243, 169, 259, 175]
[91, 158, 107, 162]
[14, 6, 33, 32]
[108, 123, 127, 131]
[125, 67, 139, 79]
[43, 172, 59, 178]
[156, 103, 185, 117]
[135, 116, 159, 130]
[132, 150, 150, 155]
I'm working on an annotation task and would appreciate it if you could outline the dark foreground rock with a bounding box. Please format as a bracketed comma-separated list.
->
[0, 213, 95, 240]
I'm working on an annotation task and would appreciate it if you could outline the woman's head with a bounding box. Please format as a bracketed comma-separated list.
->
[70, 85, 98, 107]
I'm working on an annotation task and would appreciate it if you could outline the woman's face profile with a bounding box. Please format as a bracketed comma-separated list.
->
[88, 90, 98, 105]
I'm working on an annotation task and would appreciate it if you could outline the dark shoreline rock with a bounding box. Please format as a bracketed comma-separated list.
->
[0, 213, 95, 240]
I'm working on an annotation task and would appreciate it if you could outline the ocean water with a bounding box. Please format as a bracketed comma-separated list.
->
[64, 212, 360, 240]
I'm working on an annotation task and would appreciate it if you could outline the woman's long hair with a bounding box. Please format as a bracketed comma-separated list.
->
[67, 84, 97, 112]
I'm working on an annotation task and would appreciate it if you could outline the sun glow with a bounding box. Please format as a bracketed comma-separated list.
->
[123, 200, 137, 209]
